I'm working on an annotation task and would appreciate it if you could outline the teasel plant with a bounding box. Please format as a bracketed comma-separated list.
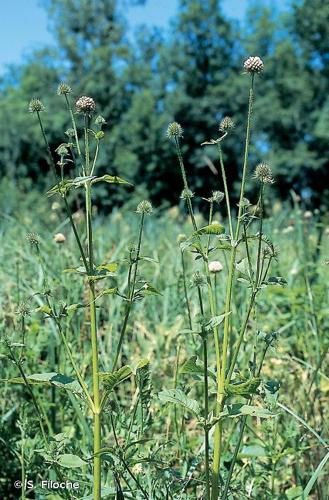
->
[26, 85, 155, 499]
[163, 56, 285, 499]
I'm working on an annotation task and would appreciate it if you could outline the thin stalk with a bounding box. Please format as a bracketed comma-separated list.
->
[222, 341, 270, 499]
[197, 286, 210, 500]
[109, 413, 149, 499]
[211, 74, 255, 500]
[181, 250, 193, 331]
[217, 144, 233, 240]
[84, 127, 101, 498]
[174, 138, 221, 387]
[64, 94, 82, 158]
[111, 213, 145, 372]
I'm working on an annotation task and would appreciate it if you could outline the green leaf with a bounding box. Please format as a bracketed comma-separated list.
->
[205, 313, 230, 332]
[6, 372, 82, 394]
[180, 356, 216, 381]
[302, 450, 329, 497]
[225, 377, 261, 398]
[96, 262, 118, 273]
[239, 444, 268, 458]
[194, 221, 225, 236]
[267, 276, 287, 286]
[225, 403, 275, 419]
[100, 365, 132, 392]
[91, 174, 132, 186]
[57, 454, 87, 468]
[35, 304, 52, 315]
[285, 486, 303, 500]
[158, 389, 200, 416]
[140, 282, 162, 296]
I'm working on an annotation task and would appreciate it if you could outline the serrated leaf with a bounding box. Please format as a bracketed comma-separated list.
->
[158, 389, 200, 416]
[57, 454, 87, 468]
[100, 365, 132, 392]
[194, 222, 224, 236]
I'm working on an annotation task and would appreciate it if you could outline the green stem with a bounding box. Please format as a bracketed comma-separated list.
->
[217, 144, 233, 240]
[85, 177, 101, 499]
[181, 250, 193, 331]
[211, 75, 255, 500]
[111, 213, 145, 372]
[197, 287, 210, 500]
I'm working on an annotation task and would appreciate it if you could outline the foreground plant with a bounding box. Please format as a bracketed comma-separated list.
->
[20, 86, 156, 499]
[162, 56, 286, 498]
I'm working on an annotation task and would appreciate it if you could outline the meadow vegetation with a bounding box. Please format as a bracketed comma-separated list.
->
[0, 53, 328, 500]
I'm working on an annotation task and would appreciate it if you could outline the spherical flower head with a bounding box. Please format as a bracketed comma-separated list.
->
[254, 163, 274, 184]
[181, 188, 194, 200]
[243, 56, 264, 74]
[219, 116, 235, 133]
[208, 261, 223, 273]
[177, 233, 187, 244]
[57, 82, 72, 95]
[29, 99, 45, 113]
[56, 144, 69, 156]
[211, 191, 224, 204]
[303, 210, 312, 219]
[53, 233, 66, 244]
[192, 271, 206, 287]
[16, 301, 31, 317]
[136, 200, 153, 215]
[167, 122, 183, 140]
[26, 232, 40, 246]
[75, 96, 96, 114]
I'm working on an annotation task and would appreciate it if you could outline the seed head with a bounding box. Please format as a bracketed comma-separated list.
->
[304, 210, 312, 219]
[208, 261, 223, 273]
[75, 96, 96, 114]
[26, 232, 40, 246]
[181, 188, 194, 200]
[254, 163, 274, 184]
[53, 233, 66, 244]
[29, 99, 45, 113]
[56, 144, 69, 156]
[16, 301, 31, 317]
[219, 117, 235, 133]
[57, 82, 72, 95]
[243, 56, 264, 74]
[192, 271, 206, 287]
[136, 200, 153, 215]
[211, 191, 224, 204]
[167, 122, 183, 140]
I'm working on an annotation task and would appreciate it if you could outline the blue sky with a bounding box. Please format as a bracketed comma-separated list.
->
[0, 0, 286, 72]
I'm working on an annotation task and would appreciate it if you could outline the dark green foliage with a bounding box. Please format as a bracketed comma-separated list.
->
[0, 0, 328, 209]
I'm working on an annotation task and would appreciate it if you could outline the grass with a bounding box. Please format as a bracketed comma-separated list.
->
[0, 179, 328, 498]
[0, 63, 329, 499]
